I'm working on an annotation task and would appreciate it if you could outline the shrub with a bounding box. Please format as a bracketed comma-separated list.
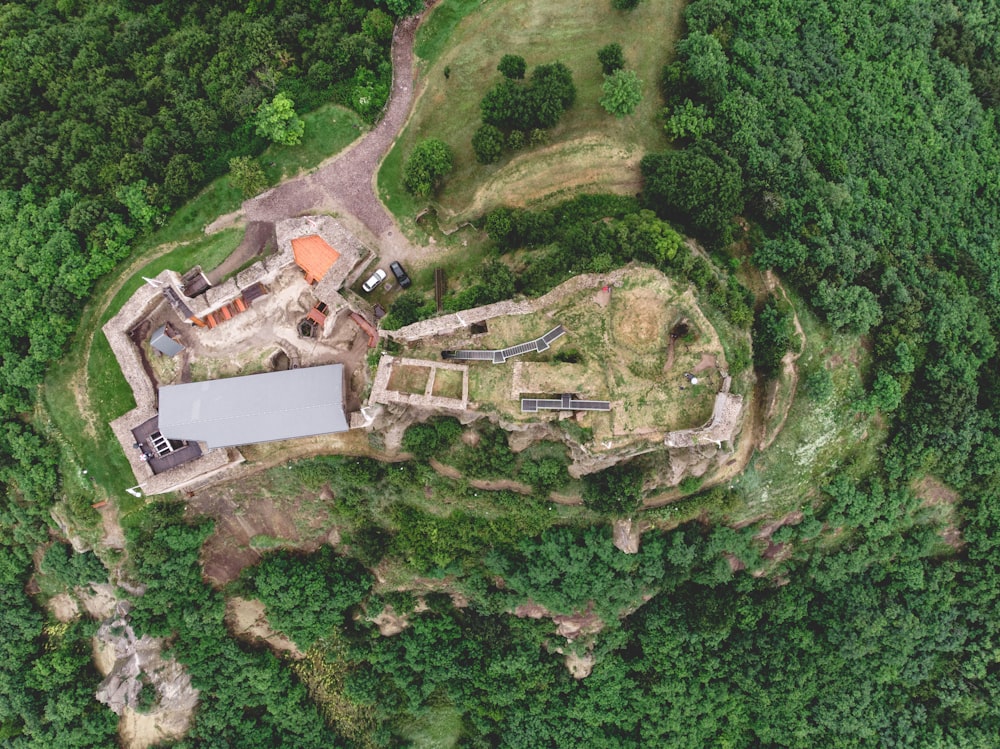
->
[498, 54, 527, 80]
[803, 364, 833, 402]
[518, 456, 570, 493]
[600, 69, 643, 117]
[228, 156, 268, 198]
[40, 543, 107, 589]
[582, 464, 645, 515]
[598, 43, 625, 75]
[381, 290, 434, 330]
[752, 295, 794, 378]
[254, 92, 305, 146]
[402, 417, 463, 459]
[529, 128, 550, 147]
[246, 547, 373, 649]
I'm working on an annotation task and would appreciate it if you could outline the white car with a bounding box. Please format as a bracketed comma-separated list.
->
[361, 268, 387, 293]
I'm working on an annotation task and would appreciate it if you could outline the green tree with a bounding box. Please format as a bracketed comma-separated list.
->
[498, 54, 527, 80]
[382, 290, 432, 330]
[402, 417, 463, 459]
[472, 124, 505, 164]
[382, 0, 425, 17]
[254, 93, 305, 146]
[751, 295, 793, 378]
[600, 69, 644, 117]
[664, 99, 715, 140]
[228, 156, 268, 198]
[640, 141, 744, 244]
[582, 464, 645, 515]
[402, 138, 454, 197]
[612, 0, 640, 9]
[247, 547, 373, 649]
[598, 43, 625, 74]
[529, 62, 577, 127]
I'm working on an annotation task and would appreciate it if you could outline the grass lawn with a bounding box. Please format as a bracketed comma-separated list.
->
[381, 0, 684, 227]
[388, 363, 432, 395]
[398, 704, 463, 749]
[431, 368, 464, 399]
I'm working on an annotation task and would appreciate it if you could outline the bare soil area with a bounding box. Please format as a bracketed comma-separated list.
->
[49, 593, 80, 622]
[185, 487, 334, 587]
[564, 650, 595, 680]
[226, 596, 303, 657]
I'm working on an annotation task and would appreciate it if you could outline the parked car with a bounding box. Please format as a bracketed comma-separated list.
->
[389, 261, 412, 289]
[362, 268, 387, 293]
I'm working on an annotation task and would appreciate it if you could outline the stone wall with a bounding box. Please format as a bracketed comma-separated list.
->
[384, 267, 633, 343]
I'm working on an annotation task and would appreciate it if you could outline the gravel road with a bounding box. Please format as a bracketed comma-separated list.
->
[241, 16, 420, 238]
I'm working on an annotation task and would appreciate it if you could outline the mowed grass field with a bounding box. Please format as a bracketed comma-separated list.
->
[382, 0, 684, 227]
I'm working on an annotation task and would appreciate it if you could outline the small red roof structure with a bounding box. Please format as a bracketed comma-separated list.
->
[291, 234, 341, 284]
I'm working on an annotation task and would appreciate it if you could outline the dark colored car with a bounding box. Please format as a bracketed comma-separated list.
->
[389, 261, 412, 289]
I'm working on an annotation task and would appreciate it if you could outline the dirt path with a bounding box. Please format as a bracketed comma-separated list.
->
[429, 459, 534, 495]
[759, 270, 806, 450]
[209, 15, 431, 272]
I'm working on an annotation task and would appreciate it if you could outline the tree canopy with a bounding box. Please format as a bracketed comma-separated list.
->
[402, 138, 454, 197]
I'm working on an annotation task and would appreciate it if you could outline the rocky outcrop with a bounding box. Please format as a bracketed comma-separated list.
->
[94, 607, 198, 746]
[612, 518, 651, 554]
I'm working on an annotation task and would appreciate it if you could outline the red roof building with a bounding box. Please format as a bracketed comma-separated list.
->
[291, 234, 341, 284]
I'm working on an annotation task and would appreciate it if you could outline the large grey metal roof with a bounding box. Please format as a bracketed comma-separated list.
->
[158, 364, 348, 448]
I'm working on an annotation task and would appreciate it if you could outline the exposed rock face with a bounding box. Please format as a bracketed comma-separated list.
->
[513, 600, 604, 642]
[564, 651, 595, 680]
[50, 505, 91, 553]
[94, 609, 198, 748]
[612, 518, 645, 554]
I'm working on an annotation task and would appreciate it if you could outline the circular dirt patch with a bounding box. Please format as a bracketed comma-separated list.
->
[612, 289, 668, 353]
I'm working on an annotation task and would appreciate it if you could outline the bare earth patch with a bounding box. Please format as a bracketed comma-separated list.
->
[370, 604, 411, 636]
[77, 583, 120, 621]
[49, 593, 80, 622]
[564, 650, 595, 680]
[753, 510, 804, 541]
[913, 475, 964, 550]
[429, 459, 462, 480]
[469, 477, 533, 494]
[913, 476, 960, 508]
[759, 271, 807, 450]
[226, 597, 303, 658]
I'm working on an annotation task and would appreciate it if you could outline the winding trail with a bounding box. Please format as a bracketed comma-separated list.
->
[208, 15, 425, 267]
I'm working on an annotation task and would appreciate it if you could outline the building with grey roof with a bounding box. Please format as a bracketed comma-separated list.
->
[158, 364, 349, 448]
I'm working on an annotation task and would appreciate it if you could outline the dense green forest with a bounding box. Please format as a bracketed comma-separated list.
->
[0, 0, 402, 744]
[5, 0, 1000, 746]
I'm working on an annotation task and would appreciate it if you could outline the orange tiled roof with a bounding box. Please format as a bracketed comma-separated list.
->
[291, 234, 340, 283]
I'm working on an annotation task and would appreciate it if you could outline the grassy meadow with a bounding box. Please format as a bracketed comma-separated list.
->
[382, 0, 684, 227]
